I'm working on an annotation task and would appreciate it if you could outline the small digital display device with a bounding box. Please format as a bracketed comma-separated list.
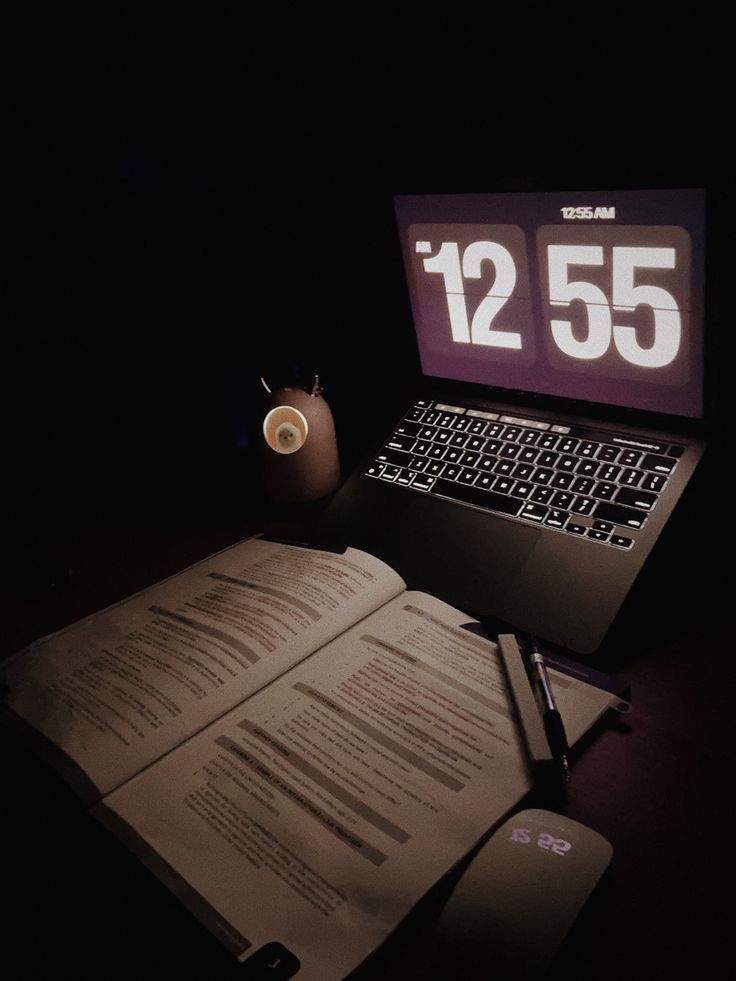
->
[395, 189, 705, 419]
[435, 809, 613, 975]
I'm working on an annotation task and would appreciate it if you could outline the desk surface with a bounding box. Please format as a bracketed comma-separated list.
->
[0, 455, 731, 979]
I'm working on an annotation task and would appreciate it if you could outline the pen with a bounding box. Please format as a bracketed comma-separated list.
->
[497, 633, 552, 772]
[526, 637, 570, 779]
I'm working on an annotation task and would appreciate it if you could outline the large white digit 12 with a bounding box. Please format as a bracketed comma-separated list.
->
[422, 240, 521, 348]
[463, 241, 522, 348]
[612, 247, 681, 367]
[548, 245, 612, 359]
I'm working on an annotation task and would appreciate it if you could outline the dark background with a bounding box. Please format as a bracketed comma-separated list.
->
[2, 16, 730, 562]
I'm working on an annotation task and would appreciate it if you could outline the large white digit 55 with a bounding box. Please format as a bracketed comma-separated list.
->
[422, 240, 521, 348]
[464, 241, 522, 349]
[548, 245, 612, 360]
[612, 247, 680, 367]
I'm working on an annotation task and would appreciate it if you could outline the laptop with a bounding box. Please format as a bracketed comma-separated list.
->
[313, 188, 708, 654]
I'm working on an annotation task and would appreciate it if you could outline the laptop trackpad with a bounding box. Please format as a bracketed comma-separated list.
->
[380, 497, 540, 617]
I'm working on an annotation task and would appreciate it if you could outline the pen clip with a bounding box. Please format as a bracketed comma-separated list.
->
[523, 636, 553, 710]
[523, 634, 570, 779]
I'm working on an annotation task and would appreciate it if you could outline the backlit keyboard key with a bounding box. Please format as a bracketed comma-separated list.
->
[551, 491, 574, 509]
[642, 473, 667, 492]
[538, 433, 559, 449]
[521, 502, 549, 522]
[492, 476, 514, 494]
[610, 535, 634, 549]
[550, 472, 575, 490]
[592, 520, 614, 533]
[598, 445, 620, 463]
[500, 443, 522, 459]
[641, 453, 677, 474]
[433, 478, 524, 516]
[571, 477, 595, 495]
[594, 501, 648, 529]
[387, 435, 416, 452]
[459, 451, 480, 467]
[518, 447, 540, 463]
[578, 441, 601, 457]
[615, 487, 657, 511]
[571, 497, 596, 516]
[593, 481, 617, 500]
[575, 459, 599, 477]
[531, 486, 554, 505]
[520, 430, 542, 445]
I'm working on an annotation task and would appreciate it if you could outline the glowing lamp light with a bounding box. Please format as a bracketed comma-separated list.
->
[262, 405, 309, 454]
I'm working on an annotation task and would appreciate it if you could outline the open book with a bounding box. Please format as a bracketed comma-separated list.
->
[0, 536, 619, 979]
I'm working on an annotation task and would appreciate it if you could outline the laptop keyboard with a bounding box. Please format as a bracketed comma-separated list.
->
[365, 400, 685, 550]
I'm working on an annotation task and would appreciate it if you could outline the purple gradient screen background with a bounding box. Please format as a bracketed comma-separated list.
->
[395, 189, 706, 419]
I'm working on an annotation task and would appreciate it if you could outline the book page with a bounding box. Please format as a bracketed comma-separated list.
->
[100, 591, 616, 980]
[0, 539, 405, 797]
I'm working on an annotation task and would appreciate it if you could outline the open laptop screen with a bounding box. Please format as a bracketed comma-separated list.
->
[394, 189, 706, 420]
